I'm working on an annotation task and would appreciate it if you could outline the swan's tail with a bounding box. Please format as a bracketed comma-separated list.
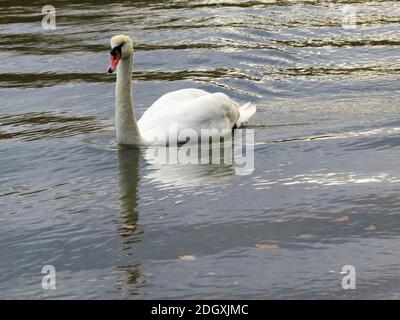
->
[236, 102, 257, 128]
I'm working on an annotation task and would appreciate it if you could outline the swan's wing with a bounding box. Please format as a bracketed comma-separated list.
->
[138, 92, 240, 142]
[172, 92, 240, 131]
[138, 88, 210, 126]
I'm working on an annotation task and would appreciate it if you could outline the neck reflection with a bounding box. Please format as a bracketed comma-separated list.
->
[117, 146, 141, 236]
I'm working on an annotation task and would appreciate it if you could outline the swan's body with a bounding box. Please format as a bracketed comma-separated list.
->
[108, 35, 256, 146]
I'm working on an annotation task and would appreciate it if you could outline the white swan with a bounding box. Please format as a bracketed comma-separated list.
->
[107, 35, 256, 146]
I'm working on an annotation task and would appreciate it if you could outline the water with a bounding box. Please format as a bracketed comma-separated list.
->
[1, 0, 400, 299]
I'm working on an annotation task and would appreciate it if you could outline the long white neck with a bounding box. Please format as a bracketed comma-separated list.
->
[115, 55, 145, 145]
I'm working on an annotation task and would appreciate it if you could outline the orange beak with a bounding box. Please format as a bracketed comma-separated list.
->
[108, 51, 121, 73]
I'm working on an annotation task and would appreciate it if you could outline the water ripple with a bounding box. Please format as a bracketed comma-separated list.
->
[0, 112, 107, 140]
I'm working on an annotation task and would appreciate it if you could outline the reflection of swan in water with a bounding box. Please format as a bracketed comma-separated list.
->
[116, 146, 146, 293]
[116, 134, 253, 210]
[117, 146, 141, 237]
[142, 135, 253, 190]
[144, 151, 235, 190]
[114, 140, 252, 291]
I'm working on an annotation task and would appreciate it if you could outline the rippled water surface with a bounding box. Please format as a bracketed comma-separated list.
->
[1, 0, 400, 299]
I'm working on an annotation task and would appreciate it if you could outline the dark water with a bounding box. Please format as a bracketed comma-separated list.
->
[1, 0, 400, 299]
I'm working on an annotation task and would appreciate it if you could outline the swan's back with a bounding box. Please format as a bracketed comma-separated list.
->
[137, 88, 255, 144]
[151, 88, 210, 105]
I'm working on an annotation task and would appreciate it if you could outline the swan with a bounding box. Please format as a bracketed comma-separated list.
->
[107, 35, 256, 146]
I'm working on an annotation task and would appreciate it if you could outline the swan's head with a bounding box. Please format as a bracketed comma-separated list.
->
[108, 35, 133, 73]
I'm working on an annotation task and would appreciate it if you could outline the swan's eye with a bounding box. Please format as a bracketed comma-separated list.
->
[110, 45, 122, 60]
[108, 44, 123, 73]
